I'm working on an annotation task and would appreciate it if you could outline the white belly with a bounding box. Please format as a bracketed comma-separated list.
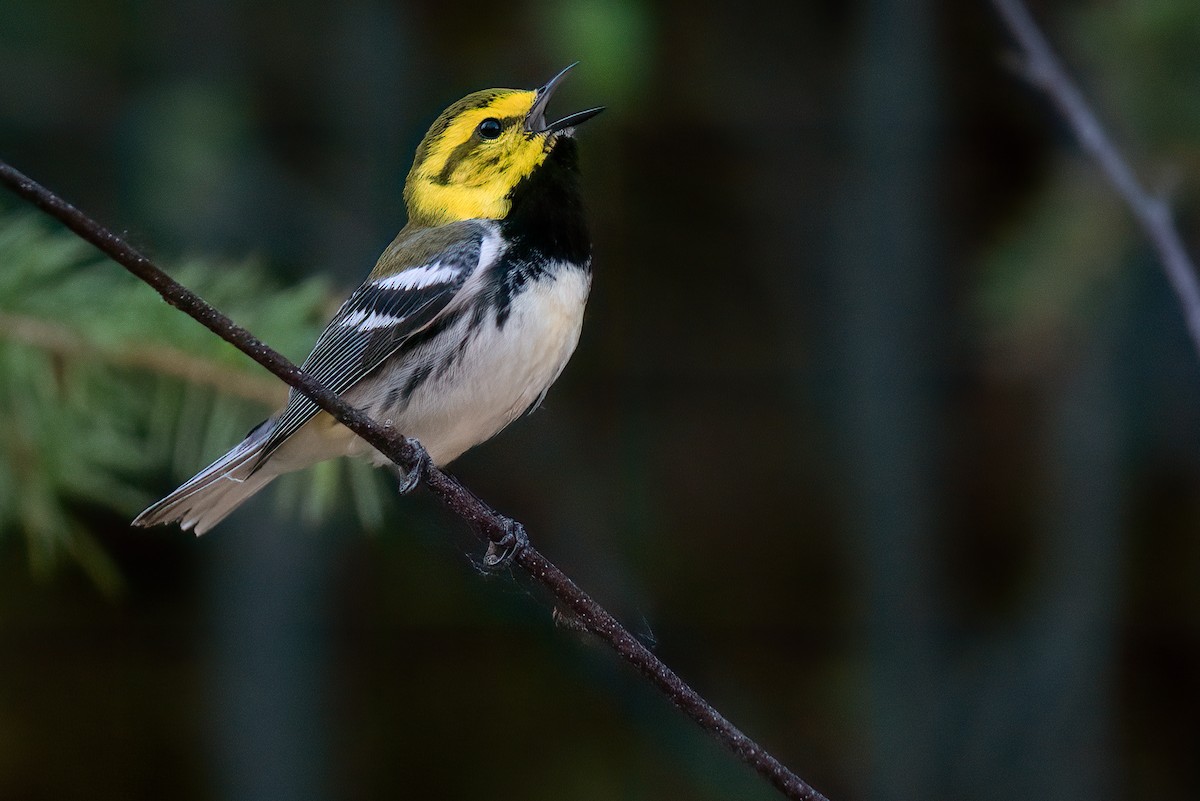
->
[345, 265, 590, 467]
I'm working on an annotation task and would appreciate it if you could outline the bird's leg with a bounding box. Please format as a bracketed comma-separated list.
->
[394, 436, 431, 495]
[482, 518, 528, 570]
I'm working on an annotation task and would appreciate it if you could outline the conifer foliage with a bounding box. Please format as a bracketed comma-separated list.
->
[0, 212, 388, 590]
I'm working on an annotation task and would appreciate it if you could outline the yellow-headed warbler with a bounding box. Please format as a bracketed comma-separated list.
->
[135, 65, 602, 534]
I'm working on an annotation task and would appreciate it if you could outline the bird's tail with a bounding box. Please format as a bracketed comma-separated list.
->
[133, 422, 278, 535]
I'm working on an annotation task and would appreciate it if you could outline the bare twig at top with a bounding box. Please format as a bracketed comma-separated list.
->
[989, 0, 1200, 360]
[0, 159, 830, 801]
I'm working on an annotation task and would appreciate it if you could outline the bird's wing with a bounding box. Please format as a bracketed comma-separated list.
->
[258, 220, 502, 461]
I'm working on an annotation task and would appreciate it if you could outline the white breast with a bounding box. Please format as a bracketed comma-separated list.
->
[349, 263, 591, 467]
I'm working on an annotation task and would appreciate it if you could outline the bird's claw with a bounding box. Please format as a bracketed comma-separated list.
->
[482, 519, 528, 570]
[395, 437, 431, 495]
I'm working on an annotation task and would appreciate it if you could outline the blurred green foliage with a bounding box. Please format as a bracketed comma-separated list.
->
[979, 161, 1130, 366]
[0, 213, 388, 592]
[538, 0, 655, 101]
[1074, 0, 1200, 158]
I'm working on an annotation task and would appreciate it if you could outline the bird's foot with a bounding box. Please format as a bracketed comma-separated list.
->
[395, 437, 431, 495]
[482, 518, 528, 570]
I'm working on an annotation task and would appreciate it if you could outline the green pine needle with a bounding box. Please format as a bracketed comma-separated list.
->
[0, 211, 392, 589]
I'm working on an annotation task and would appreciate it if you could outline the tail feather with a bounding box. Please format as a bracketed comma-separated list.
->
[134, 424, 278, 535]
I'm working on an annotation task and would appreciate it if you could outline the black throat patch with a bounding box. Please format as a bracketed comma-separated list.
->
[501, 137, 591, 266]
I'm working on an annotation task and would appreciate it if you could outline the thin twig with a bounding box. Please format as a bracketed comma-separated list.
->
[0, 160, 829, 801]
[0, 311, 284, 405]
[989, 0, 1200, 359]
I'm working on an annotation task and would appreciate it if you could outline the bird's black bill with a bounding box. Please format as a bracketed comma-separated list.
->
[526, 63, 603, 134]
[543, 106, 605, 133]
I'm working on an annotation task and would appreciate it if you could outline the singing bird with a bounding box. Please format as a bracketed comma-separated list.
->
[134, 66, 602, 535]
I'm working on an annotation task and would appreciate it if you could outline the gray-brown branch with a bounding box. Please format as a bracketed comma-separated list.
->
[989, 0, 1200, 360]
[0, 159, 829, 801]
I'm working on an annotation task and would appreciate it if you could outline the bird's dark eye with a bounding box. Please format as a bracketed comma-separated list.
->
[476, 118, 503, 140]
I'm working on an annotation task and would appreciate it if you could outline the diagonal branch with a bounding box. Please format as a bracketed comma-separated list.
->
[0, 160, 829, 801]
[989, 0, 1200, 360]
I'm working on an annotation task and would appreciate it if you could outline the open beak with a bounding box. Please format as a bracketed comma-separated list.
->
[526, 63, 605, 134]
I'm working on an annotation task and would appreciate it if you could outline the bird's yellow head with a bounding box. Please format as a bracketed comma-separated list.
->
[403, 65, 603, 228]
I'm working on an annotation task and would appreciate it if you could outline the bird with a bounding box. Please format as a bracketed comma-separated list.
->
[133, 65, 603, 535]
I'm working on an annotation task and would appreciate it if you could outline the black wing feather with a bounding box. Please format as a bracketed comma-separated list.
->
[256, 223, 491, 461]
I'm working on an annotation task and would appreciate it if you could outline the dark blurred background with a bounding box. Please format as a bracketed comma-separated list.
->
[2, 0, 1199, 799]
